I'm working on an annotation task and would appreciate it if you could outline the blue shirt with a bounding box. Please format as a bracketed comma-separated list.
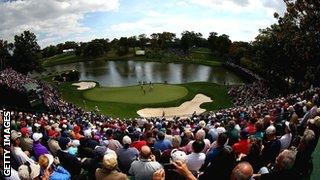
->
[154, 139, 172, 152]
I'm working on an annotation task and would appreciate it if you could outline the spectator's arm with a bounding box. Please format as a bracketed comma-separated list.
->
[173, 161, 197, 180]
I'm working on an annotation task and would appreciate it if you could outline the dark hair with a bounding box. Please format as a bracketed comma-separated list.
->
[217, 133, 228, 146]
[158, 132, 165, 140]
[192, 140, 205, 153]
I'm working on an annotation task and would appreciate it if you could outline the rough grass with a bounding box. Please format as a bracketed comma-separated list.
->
[58, 82, 232, 118]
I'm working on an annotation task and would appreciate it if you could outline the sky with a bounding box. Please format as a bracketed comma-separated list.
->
[0, 0, 286, 48]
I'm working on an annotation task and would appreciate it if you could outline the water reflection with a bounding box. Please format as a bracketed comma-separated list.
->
[45, 60, 244, 87]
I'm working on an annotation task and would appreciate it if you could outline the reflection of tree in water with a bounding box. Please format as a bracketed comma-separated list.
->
[150, 62, 170, 83]
[114, 61, 137, 78]
[83, 61, 109, 77]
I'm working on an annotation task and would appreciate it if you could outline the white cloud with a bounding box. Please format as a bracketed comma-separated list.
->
[107, 0, 286, 42]
[0, 0, 119, 45]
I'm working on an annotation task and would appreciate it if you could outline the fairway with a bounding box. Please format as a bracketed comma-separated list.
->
[83, 84, 188, 104]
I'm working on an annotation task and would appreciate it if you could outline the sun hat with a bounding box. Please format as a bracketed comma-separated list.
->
[171, 149, 187, 163]
[102, 153, 118, 170]
[32, 132, 43, 142]
[18, 163, 41, 180]
[45, 154, 54, 169]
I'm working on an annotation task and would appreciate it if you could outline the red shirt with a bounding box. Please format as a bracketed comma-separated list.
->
[131, 140, 147, 151]
[232, 139, 250, 155]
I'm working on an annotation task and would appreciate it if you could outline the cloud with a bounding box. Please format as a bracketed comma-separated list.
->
[108, 13, 270, 42]
[0, 0, 119, 44]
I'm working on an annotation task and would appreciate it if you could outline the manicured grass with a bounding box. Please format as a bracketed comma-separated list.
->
[57, 82, 232, 118]
[83, 84, 188, 104]
[311, 139, 320, 180]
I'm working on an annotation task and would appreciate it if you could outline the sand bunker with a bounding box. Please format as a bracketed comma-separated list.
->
[137, 94, 213, 118]
[72, 82, 96, 90]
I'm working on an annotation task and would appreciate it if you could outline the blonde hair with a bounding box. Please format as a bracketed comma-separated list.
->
[38, 155, 49, 169]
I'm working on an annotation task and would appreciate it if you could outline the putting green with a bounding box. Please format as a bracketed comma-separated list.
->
[83, 84, 189, 104]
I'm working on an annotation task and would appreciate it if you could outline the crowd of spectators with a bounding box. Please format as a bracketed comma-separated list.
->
[0, 68, 320, 180]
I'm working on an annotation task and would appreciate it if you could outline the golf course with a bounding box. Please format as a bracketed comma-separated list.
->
[58, 81, 233, 118]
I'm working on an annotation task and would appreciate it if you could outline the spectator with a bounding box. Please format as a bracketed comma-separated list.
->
[186, 140, 205, 172]
[32, 132, 49, 160]
[129, 145, 163, 180]
[11, 130, 35, 165]
[38, 154, 71, 180]
[230, 162, 253, 180]
[95, 153, 128, 180]
[19, 127, 33, 153]
[116, 135, 139, 174]
[154, 131, 172, 152]
[233, 130, 250, 155]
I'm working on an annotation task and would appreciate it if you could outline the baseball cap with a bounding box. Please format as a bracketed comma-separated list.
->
[20, 127, 29, 136]
[265, 125, 276, 135]
[11, 130, 22, 140]
[32, 133, 43, 142]
[122, 135, 132, 145]
[102, 153, 118, 170]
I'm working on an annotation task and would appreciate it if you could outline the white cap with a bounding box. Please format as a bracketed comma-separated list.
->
[32, 132, 43, 141]
[171, 149, 187, 163]
[266, 125, 276, 135]
[122, 135, 132, 145]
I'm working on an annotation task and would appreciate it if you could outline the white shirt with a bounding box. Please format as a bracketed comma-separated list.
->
[186, 152, 205, 171]
[279, 133, 292, 150]
[12, 146, 35, 165]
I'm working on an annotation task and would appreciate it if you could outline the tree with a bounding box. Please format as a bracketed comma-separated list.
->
[12, 31, 41, 74]
[0, 40, 12, 70]
[116, 37, 129, 56]
[180, 31, 202, 53]
[42, 45, 58, 58]
[138, 34, 148, 49]
[208, 32, 218, 54]
[252, 0, 320, 91]
[82, 39, 109, 58]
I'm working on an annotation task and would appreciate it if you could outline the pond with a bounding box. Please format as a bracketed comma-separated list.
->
[45, 60, 244, 87]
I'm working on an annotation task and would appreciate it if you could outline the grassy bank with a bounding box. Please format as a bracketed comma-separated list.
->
[57, 82, 232, 118]
[42, 48, 223, 67]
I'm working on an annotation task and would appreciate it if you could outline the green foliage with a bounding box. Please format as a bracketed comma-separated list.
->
[12, 31, 41, 74]
[42, 45, 58, 58]
[180, 31, 203, 53]
[208, 32, 231, 57]
[0, 40, 12, 70]
[252, 0, 320, 91]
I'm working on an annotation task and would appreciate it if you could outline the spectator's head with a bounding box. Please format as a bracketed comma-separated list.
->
[18, 163, 41, 180]
[195, 129, 206, 140]
[59, 137, 71, 150]
[11, 130, 21, 146]
[20, 127, 29, 137]
[192, 140, 205, 153]
[38, 154, 54, 170]
[32, 132, 43, 142]
[171, 149, 187, 163]
[248, 139, 262, 157]
[157, 131, 165, 141]
[102, 153, 118, 171]
[172, 135, 181, 148]
[217, 133, 228, 146]
[231, 162, 253, 180]
[265, 125, 276, 140]
[122, 135, 132, 148]
[274, 150, 296, 171]
[298, 129, 315, 151]
[239, 130, 249, 140]
[140, 145, 152, 159]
